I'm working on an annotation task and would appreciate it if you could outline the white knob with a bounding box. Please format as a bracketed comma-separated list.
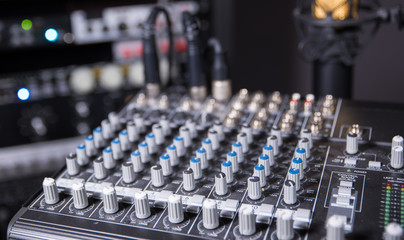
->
[208, 129, 219, 150]
[76, 144, 89, 166]
[102, 147, 115, 169]
[384, 222, 403, 240]
[262, 145, 275, 166]
[248, 177, 261, 200]
[202, 199, 219, 229]
[160, 154, 172, 176]
[111, 138, 123, 160]
[197, 148, 208, 169]
[180, 126, 192, 147]
[186, 119, 197, 139]
[258, 154, 271, 176]
[159, 116, 171, 136]
[43, 177, 59, 205]
[190, 158, 202, 180]
[202, 139, 214, 160]
[301, 129, 313, 149]
[232, 142, 244, 163]
[221, 161, 233, 183]
[108, 112, 121, 132]
[103, 186, 119, 214]
[253, 164, 266, 187]
[134, 191, 151, 219]
[152, 124, 164, 145]
[346, 132, 358, 155]
[119, 130, 130, 151]
[93, 126, 106, 148]
[131, 150, 144, 173]
[298, 138, 311, 159]
[213, 121, 225, 141]
[392, 135, 404, 148]
[167, 145, 179, 166]
[66, 153, 80, 176]
[237, 133, 249, 153]
[267, 135, 279, 156]
[287, 168, 300, 190]
[291, 158, 304, 180]
[85, 135, 97, 157]
[276, 211, 294, 240]
[283, 180, 297, 205]
[271, 126, 283, 146]
[391, 146, 404, 169]
[294, 148, 307, 169]
[241, 124, 253, 144]
[326, 215, 345, 240]
[127, 121, 139, 142]
[122, 162, 136, 184]
[227, 151, 239, 173]
[101, 119, 113, 139]
[146, 133, 157, 154]
[183, 168, 196, 192]
[72, 182, 88, 209]
[168, 194, 184, 224]
[174, 136, 185, 157]
[151, 165, 164, 187]
[239, 206, 256, 236]
[215, 172, 228, 196]
[94, 157, 107, 180]
[138, 141, 150, 163]
[134, 114, 146, 133]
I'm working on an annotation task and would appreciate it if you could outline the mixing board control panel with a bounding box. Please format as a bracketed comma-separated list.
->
[8, 87, 404, 239]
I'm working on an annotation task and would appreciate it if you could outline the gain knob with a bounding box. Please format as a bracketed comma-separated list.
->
[202, 199, 219, 229]
[72, 181, 89, 209]
[391, 146, 404, 169]
[168, 194, 184, 224]
[151, 165, 164, 187]
[283, 180, 297, 205]
[66, 153, 80, 176]
[215, 172, 228, 196]
[42, 177, 59, 205]
[247, 177, 261, 200]
[134, 191, 151, 219]
[103, 186, 119, 214]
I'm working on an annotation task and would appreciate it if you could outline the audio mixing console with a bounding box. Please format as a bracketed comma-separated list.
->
[7, 87, 404, 239]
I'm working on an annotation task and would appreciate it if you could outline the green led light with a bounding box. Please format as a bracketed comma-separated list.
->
[347, 169, 352, 173]
[21, 19, 32, 31]
[386, 205, 390, 209]
[386, 197, 391, 202]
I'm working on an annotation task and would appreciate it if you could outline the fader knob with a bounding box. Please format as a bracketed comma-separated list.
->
[122, 162, 136, 184]
[326, 215, 345, 240]
[247, 177, 261, 200]
[151, 165, 164, 187]
[43, 177, 59, 205]
[134, 191, 151, 219]
[391, 146, 404, 169]
[267, 135, 279, 155]
[66, 153, 80, 176]
[276, 211, 294, 240]
[271, 126, 283, 146]
[72, 182, 89, 209]
[346, 132, 358, 155]
[103, 186, 119, 214]
[168, 194, 184, 224]
[239, 206, 256, 236]
[202, 199, 219, 229]
[392, 135, 404, 148]
[215, 172, 228, 196]
[283, 180, 297, 205]
[384, 222, 403, 240]
[183, 168, 196, 192]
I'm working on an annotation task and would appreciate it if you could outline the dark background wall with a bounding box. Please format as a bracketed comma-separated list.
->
[212, 0, 404, 104]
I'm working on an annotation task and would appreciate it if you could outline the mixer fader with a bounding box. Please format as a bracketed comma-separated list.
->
[8, 87, 404, 239]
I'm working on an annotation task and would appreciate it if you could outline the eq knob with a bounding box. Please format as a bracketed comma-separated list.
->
[271, 126, 283, 146]
[384, 222, 403, 240]
[94, 157, 107, 180]
[267, 135, 279, 155]
[72, 181, 89, 209]
[253, 164, 266, 187]
[168, 194, 184, 224]
[42, 177, 59, 205]
[276, 211, 294, 240]
[287, 168, 300, 190]
[202, 139, 214, 160]
[326, 215, 345, 240]
[190, 158, 202, 180]
[134, 191, 151, 219]
[103, 186, 119, 214]
[167, 145, 179, 166]
[237, 132, 249, 153]
[247, 177, 261, 200]
[239, 206, 256, 236]
[202, 199, 219, 229]
[131, 150, 144, 173]
[215, 172, 228, 196]
[391, 146, 404, 169]
[283, 180, 297, 205]
[122, 162, 136, 184]
[66, 153, 80, 176]
[183, 168, 196, 192]
[346, 132, 358, 155]
[221, 161, 234, 183]
[151, 165, 165, 187]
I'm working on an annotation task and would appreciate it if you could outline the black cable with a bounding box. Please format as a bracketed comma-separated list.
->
[182, 11, 205, 88]
[142, 6, 174, 85]
[208, 38, 228, 81]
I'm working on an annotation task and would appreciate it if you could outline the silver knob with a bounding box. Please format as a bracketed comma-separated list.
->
[237, 132, 249, 153]
[190, 158, 202, 180]
[248, 177, 261, 200]
[258, 154, 271, 176]
[102, 147, 115, 170]
[174, 136, 185, 157]
[276, 211, 294, 240]
[287, 168, 300, 190]
[346, 132, 358, 155]
[72, 181, 88, 209]
[271, 126, 283, 146]
[134, 114, 146, 133]
[85, 135, 97, 157]
[168, 194, 184, 224]
[66, 153, 80, 176]
[298, 138, 311, 159]
[93, 126, 106, 148]
[301, 129, 313, 149]
[391, 146, 404, 169]
[215, 172, 228, 196]
[43, 177, 59, 205]
[138, 141, 150, 163]
[101, 119, 113, 139]
[146, 133, 157, 154]
[186, 119, 197, 139]
[103, 186, 119, 214]
[160, 154, 172, 176]
[326, 215, 345, 240]
[283, 180, 297, 205]
[267, 135, 279, 156]
[202, 199, 219, 229]
[384, 222, 403, 240]
[227, 151, 239, 173]
[111, 138, 123, 160]
[392, 135, 404, 148]
[239, 206, 256, 236]
[159, 116, 171, 136]
[208, 129, 219, 150]
[108, 112, 121, 131]
[94, 157, 107, 180]
[241, 124, 253, 144]
[197, 148, 208, 169]
[294, 148, 307, 169]
[291, 158, 304, 180]
[134, 191, 151, 219]
[183, 168, 196, 192]
[122, 162, 136, 184]
[253, 164, 266, 187]
[131, 150, 144, 173]
[151, 165, 164, 187]
[202, 139, 213, 160]
[213, 121, 225, 142]
[262, 145, 275, 166]
[118, 130, 130, 151]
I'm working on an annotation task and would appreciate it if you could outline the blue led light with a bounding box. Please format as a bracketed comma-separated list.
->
[17, 88, 30, 101]
[45, 28, 58, 42]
